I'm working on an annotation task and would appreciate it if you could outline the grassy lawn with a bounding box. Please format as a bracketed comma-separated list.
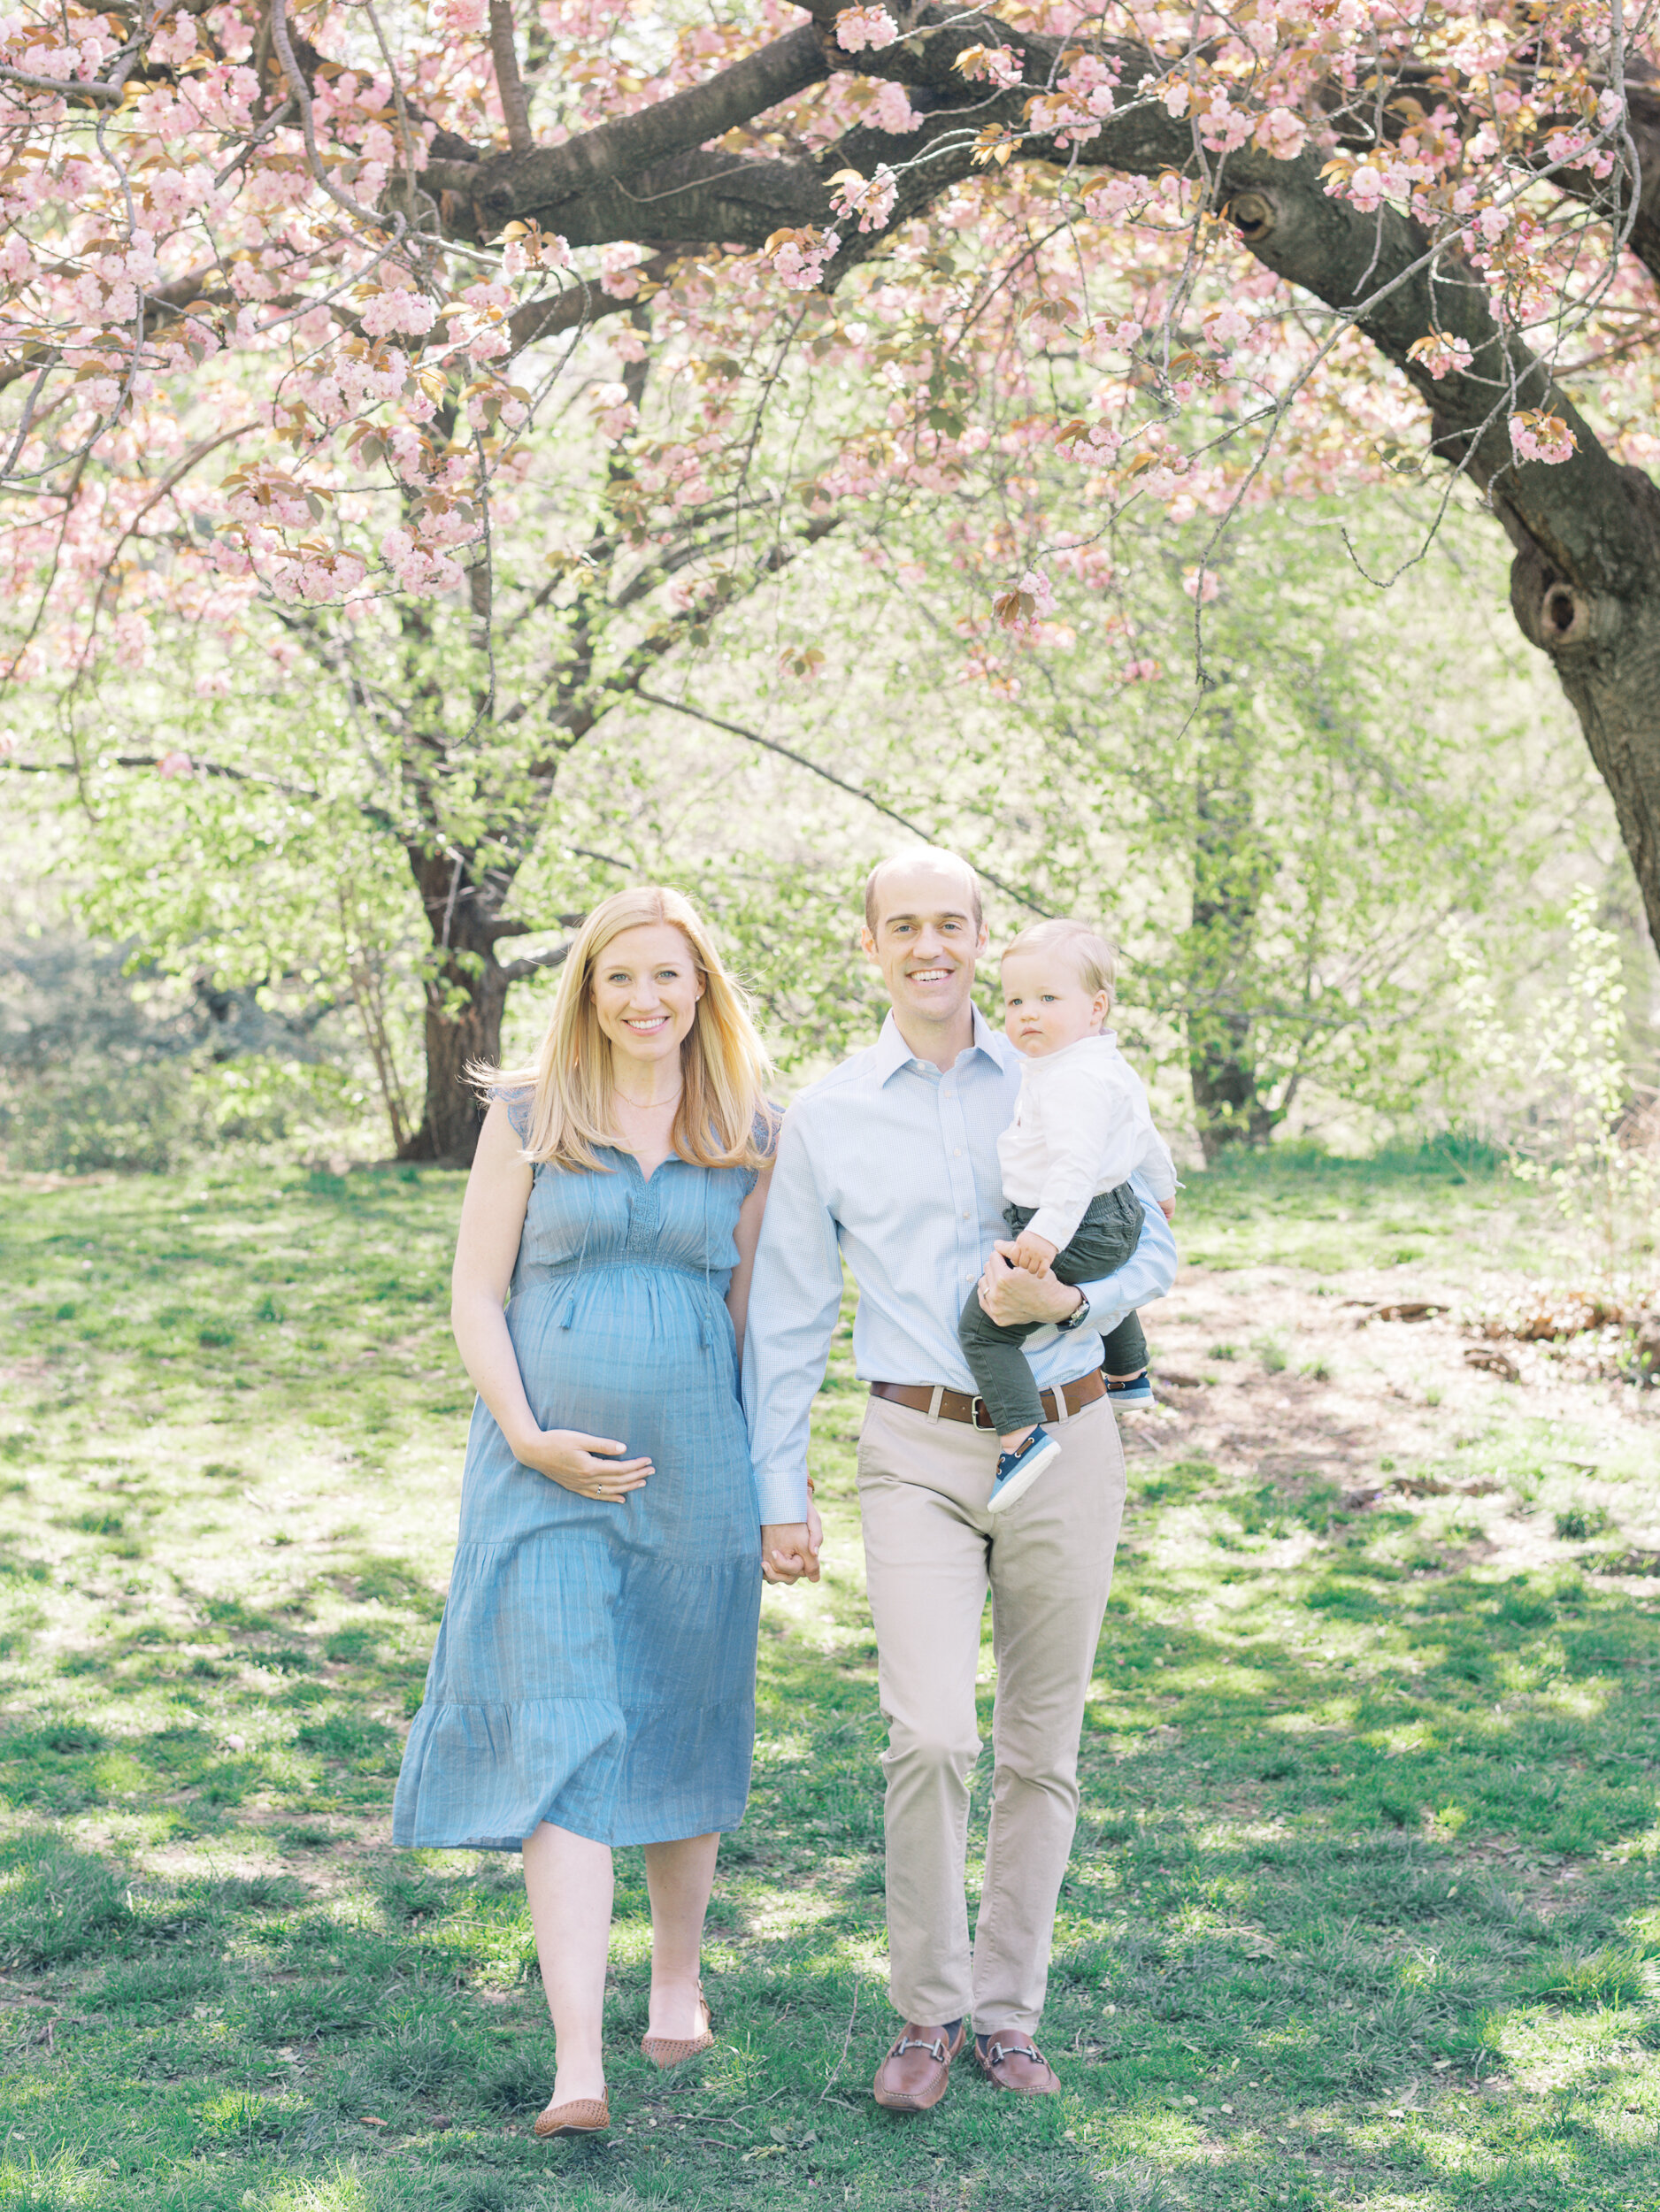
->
[1, 1152, 1656, 2212]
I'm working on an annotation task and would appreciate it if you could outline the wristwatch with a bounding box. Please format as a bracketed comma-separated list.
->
[1054, 1288, 1091, 1333]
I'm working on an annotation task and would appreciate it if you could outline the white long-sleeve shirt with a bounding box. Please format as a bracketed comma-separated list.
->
[998, 1031, 1176, 1252]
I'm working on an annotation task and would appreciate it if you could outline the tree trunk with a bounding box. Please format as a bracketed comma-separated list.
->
[1185, 695, 1281, 1161]
[1189, 1014, 1279, 1161]
[399, 850, 513, 1165]
[1507, 487, 1660, 931]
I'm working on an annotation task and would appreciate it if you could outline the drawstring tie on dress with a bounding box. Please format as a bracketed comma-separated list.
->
[559, 1175, 596, 1331]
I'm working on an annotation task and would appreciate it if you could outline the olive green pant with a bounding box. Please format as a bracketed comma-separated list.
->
[957, 1184, 1145, 1435]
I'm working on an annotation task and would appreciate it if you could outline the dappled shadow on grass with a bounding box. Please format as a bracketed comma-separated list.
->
[2, 1164, 1658, 2209]
[5, 1483, 1660, 2212]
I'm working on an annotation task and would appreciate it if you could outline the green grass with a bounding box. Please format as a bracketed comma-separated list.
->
[1, 1156, 1657, 2212]
[1174, 1137, 1554, 1274]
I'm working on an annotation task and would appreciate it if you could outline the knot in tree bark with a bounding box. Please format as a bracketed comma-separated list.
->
[1227, 189, 1277, 244]
[1508, 539, 1613, 662]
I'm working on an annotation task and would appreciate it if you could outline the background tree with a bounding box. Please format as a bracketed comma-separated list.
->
[5, 0, 1660, 955]
[485, 488, 1619, 1149]
[11, 337, 834, 1157]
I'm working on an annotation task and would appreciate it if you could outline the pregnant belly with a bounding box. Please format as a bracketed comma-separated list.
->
[508, 1286, 740, 1440]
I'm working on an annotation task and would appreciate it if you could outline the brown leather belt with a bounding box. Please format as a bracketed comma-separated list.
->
[870, 1370, 1105, 1431]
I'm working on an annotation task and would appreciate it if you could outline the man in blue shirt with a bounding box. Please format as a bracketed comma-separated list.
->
[744, 850, 1176, 2111]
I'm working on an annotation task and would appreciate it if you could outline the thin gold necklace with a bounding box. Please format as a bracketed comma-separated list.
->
[613, 1085, 682, 1111]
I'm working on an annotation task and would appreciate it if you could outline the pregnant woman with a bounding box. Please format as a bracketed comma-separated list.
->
[393, 886, 819, 2139]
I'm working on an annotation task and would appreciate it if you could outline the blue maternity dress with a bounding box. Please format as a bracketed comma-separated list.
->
[392, 1091, 765, 1851]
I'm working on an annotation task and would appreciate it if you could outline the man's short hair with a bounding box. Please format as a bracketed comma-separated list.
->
[1001, 917, 1117, 1000]
[863, 848, 985, 935]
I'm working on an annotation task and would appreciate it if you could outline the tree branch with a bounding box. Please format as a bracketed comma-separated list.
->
[457, 22, 831, 234]
[488, 0, 534, 154]
[500, 937, 577, 981]
[485, 910, 586, 941]
[631, 687, 1051, 916]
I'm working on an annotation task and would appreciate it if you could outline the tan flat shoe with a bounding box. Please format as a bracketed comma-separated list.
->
[534, 2093, 610, 2137]
[641, 1981, 715, 2069]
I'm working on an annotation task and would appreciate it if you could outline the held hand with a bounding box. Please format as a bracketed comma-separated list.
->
[511, 1428, 653, 1502]
[1009, 1228, 1058, 1275]
[761, 1520, 821, 1585]
[980, 1246, 1085, 1329]
[1158, 1198, 1176, 1223]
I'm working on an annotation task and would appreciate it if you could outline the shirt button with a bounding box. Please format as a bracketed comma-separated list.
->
[962, 1210, 971, 1219]
[954, 1148, 962, 1157]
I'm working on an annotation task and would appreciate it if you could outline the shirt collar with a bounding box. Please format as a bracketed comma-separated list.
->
[873, 1005, 1011, 1085]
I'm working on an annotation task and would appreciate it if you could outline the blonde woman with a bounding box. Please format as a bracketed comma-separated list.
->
[394, 887, 819, 2139]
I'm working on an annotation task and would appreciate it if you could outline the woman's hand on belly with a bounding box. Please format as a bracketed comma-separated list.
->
[508, 1425, 654, 1502]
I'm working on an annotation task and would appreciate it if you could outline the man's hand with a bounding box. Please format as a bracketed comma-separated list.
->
[1008, 1228, 1057, 1276]
[979, 1245, 1085, 1328]
[762, 1520, 821, 1584]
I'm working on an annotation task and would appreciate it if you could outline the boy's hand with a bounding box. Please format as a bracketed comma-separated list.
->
[1158, 1198, 1176, 1223]
[1009, 1229, 1058, 1276]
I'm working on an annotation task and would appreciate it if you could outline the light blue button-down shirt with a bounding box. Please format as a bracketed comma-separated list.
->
[742, 1008, 1179, 1524]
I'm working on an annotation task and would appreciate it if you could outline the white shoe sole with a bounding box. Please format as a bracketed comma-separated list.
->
[987, 1433, 1062, 1515]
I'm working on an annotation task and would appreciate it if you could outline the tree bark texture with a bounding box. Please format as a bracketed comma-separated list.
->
[1185, 701, 1281, 1158]
[403, 850, 514, 1164]
[398, 4, 1660, 952]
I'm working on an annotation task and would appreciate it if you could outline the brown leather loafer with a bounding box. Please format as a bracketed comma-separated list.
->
[974, 2033, 1059, 2094]
[533, 2093, 610, 2137]
[872, 2020, 966, 2112]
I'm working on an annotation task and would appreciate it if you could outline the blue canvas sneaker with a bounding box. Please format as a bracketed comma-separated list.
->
[1106, 1371, 1155, 1407]
[988, 1425, 1061, 1516]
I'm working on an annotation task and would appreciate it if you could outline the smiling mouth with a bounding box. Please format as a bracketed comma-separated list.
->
[909, 968, 951, 985]
[624, 1016, 672, 1031]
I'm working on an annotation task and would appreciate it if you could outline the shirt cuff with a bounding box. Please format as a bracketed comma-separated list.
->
[754, 1463, 811, 1525]
[1026, 1203, 1082, 1251]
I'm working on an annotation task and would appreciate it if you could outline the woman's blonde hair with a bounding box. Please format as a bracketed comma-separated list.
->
[479, 887, 774, 1171]
[1002, 917, 1117, 1002]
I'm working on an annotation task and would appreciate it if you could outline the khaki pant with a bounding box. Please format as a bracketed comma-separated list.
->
[855, 1388, 1125, 2034]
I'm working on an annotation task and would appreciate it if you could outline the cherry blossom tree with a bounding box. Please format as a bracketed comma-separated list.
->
[4, 0, 1657, 1154]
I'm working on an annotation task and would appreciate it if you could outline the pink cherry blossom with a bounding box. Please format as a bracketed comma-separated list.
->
[768, 227, 840, 290]
[1510, 411, 1576, 465]
[150, 12, 197, 65]
[957, 44, 1021, 90]
[597, 243, 645, 299]
[1257, 106, 1307, 159]
[830, 165, 897, 234]
[871, 81, 922, 133]
[834, 5, 897, 52]
[1407, 332, 1474, 381]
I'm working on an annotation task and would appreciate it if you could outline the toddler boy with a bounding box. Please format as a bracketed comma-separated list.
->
[959, 918, 1176, 1514]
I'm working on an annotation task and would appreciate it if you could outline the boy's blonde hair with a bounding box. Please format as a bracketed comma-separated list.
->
[1001, 918, 1117, 1002]
[477, 886, 774, 1172]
